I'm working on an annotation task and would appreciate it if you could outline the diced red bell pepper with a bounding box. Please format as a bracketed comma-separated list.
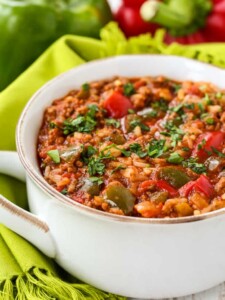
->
[103, 91, 133, 119]
[192, 131, 225, 161]
[179, 175, 214, 198]
[138, 179, 178, 197]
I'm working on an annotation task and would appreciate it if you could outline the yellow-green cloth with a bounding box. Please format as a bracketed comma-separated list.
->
[1, 21, 225, 299]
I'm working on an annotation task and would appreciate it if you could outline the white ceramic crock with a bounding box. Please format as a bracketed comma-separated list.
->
[1, 55, 225, 299]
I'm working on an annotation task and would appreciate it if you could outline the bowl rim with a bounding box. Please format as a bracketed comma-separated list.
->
[16, 54, 225, 224]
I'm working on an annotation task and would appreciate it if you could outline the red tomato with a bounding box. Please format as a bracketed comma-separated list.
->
[179, 175, 214, 198]
[179, 181, 196, 197]
[138, 180, 178, 197]
[122, 0, 146, 7]
[115, 4, 158, 37]
[192, 131, 225, 161]
[103, 91, 133, 119]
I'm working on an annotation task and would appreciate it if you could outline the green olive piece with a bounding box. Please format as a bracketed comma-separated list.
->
[159, 167, 191, 189]
[81, 179, 100, 196]
[105, 182, 136, 214]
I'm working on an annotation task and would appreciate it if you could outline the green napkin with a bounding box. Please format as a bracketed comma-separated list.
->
[1, 21, 225, 299]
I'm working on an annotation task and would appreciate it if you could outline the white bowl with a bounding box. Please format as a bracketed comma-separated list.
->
[1, 55, 225, 299]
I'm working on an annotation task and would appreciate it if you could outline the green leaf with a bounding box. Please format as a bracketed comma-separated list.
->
[89, 177, 104, 185]
[130, 119, 150, 131]
[147, 139, 167, 158]
[105, 118, 120, 128]
[167, 152, 184, 164]
[123, 83, 135, 96]
[130, 143, 147, 158]
[47, 150, 60, 163]
[82, 83, 90, 91]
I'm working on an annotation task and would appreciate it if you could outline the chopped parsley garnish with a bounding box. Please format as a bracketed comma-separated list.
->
[198, 138, 206, 150]
[203, 93, 213, 105]
[167, 152, 184, 164]
[49, 122, 57, 129]
[87, 150, 113, 176]
[128, 109, 135, 114]
[61, 189, 68, 195]
[123, 83, 135, 96]
[130, 119, 150, 131]
[173, 83, 181, 93]
[63, 105, 98, 135]
[111, 165, 126, 174]
[205, 118, 215, 125]
[170, 103, 194, 116]
[147, 139, 167, 158]
[89, 177, 104, 185]
[81, 145, 97, 163]
[152, 99, 168, 112]
[198, 103, 205, 113]
[88, 157, 105, 176]
[105, 118, 120, 128]
[182, 158, 207, 174]
[130, 143, 147, 158]
[162, 121, 184, 147]
[216, 92, 222, 99]
[211, 147, 225, 158]
[47, 149, 60, 163]
[82, 82, 90, 91]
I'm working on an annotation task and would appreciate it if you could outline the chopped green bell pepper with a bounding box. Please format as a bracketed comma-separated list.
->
[0, 0, 112, 90]
[105, 182, 136, 214]
[159, 167, 191, 189]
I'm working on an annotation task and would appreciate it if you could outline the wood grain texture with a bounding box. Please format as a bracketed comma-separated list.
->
[131, 283, 225, 300]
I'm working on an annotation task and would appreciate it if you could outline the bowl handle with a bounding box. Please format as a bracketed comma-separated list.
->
[0, 151, 56, 258]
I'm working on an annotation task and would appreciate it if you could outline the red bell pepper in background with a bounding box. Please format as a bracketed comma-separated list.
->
[138, 180, 178, 197]
[116, 0, 225, 44]
[103, 91, 133, 118]
[179, 175, 214, 198]
[192, 131, 225, 161]
[114, 0, 158, 37]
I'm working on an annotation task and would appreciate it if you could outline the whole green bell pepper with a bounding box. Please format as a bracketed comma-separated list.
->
[0, 0, 112, 90]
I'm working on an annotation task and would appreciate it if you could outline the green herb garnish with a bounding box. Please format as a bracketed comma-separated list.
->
[162, 121, 184, 147]
[49, 122, 57, 129]
[147, 139, 167, 158]
[130, 119, 150, 132]
[216, 92, 222, 99]
[105, 118, 120, 128]
[89, 177, 104, 185]
[130, 143, 147, 158]
[198, 138, 206, 150]
[211, 147, 225, 158]
[128, 109, 135, 114]
[82, 82, 90, 91]
[167, 152, 184, 164]
[173, 83, 181, 93]
[111, 165, 126, 174]
[61, 189, 68, 195]
[152, 99, 168, 112]
[124, 83, 135, 96]
[182, 147, 190, 152]
[47, 149, 60, 163]
[205, 118, 215, 125]
[182, 158, 207, 174]
[63, 105, 98, 135]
